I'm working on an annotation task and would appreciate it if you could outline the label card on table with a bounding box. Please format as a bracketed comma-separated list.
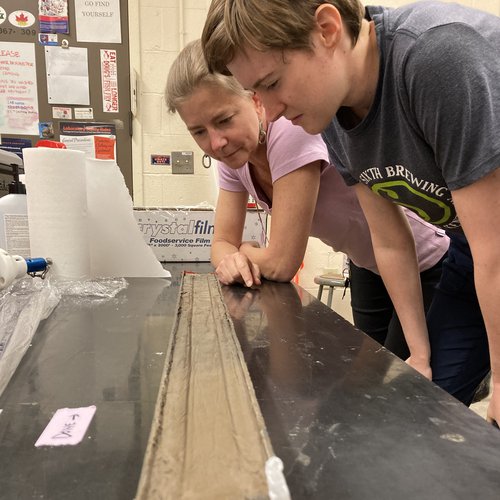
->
[35, 406, 96, 447]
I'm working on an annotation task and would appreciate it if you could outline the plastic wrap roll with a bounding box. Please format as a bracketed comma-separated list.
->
[23, 148, 91, 279]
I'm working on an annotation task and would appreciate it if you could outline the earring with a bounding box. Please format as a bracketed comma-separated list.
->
[202, 154, 212, 168]
[258, 120, 267, 145]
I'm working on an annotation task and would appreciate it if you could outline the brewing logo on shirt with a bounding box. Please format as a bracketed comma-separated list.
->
[359, 164, 461, 229]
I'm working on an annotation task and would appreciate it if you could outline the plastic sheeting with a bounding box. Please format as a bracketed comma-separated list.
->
[0, 276, 128, 398]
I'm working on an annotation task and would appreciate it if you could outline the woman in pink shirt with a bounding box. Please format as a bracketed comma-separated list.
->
[165, 40, 449, 359]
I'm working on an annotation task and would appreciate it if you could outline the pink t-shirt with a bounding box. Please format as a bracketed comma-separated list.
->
[217, 118, 449, 273]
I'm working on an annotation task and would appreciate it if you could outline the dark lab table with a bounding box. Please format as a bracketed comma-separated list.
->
[0, 263, 499, 499]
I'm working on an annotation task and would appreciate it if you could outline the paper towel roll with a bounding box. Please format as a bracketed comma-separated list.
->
[86, 158, 169, 278]
[24, 148, 91, 279]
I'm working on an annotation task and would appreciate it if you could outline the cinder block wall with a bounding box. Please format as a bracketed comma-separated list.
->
[129, 0, 216, 209]
[129, 0, 500, 321]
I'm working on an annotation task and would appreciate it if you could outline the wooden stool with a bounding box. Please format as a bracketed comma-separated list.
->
[314, 274, 348, 308]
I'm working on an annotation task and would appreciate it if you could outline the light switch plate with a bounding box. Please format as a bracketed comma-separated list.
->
[171, 151, 194, 174]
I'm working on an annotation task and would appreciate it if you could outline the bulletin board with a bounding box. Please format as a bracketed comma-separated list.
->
[0, 0, 133, 195]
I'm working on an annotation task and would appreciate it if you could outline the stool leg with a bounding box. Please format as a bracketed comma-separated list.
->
[327, 286, 334, 308]
[317, 284, 324, 301]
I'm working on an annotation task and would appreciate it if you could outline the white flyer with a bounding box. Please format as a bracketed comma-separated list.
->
[75, 0, 122, 43]
[45, 46, 90, 105]
[0, 42, 39, 135]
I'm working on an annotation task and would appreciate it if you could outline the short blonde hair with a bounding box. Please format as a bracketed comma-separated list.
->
[165, 39, 252, 113]
[202, 0, 365, 74]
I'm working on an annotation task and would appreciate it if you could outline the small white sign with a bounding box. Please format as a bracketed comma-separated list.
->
[35, 405, 96, 447]
[52, 106, 72, 119]
[74, 107, 94, 119]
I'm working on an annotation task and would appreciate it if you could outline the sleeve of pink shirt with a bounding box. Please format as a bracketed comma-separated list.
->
[217, 161, 247, 192]
[266, 118, 330, 181]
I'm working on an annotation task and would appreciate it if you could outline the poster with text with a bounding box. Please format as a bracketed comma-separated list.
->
[59, 122, 116, 136]
[0, 42, 39, 135]
[75, 0, 121, 43]
[59, 121, 116, 158]
[100, 49, 119, 113]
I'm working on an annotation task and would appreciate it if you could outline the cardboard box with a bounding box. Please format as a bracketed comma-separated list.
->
[134, 208, 267, 262]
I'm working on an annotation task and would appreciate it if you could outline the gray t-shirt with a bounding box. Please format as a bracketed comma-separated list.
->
[322, 1, 500, 231]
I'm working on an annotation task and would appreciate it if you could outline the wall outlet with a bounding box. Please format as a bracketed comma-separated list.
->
[171, 151, 194, 174]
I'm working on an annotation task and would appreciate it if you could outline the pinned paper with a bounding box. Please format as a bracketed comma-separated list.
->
[94, 136, 115, 159]
[75, 0, 121, 43]
[101, 49, 119, 113]
[39, 0, 69, 34]
[74, 107, 93, 120]
[38, 122, 54, 138]
[35, 406, 96, 447]
[45, 46, 90, 105]
[59, 121, 115, 158]
[52, 106, 71, 119]
[0, 42, 39, 136]
[39, 33, 58, 46]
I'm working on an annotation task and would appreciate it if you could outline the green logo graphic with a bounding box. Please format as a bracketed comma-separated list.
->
[372, 180, 452, 225]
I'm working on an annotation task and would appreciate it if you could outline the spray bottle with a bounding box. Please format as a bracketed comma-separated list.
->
[0, 150, 29, 257]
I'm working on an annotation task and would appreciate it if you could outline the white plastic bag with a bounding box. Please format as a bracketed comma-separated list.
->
[0, 277, 60, 397]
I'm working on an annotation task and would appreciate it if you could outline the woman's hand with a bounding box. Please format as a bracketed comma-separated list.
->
[215, 251, 261, 287]
[406, 355, 432, 380]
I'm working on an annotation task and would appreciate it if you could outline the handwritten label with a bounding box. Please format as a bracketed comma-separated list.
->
[35, 405, 96, 447]
[0, 42, 39, 135]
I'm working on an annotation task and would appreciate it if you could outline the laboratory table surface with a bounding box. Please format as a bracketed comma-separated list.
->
[0, 262, 499, 499]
